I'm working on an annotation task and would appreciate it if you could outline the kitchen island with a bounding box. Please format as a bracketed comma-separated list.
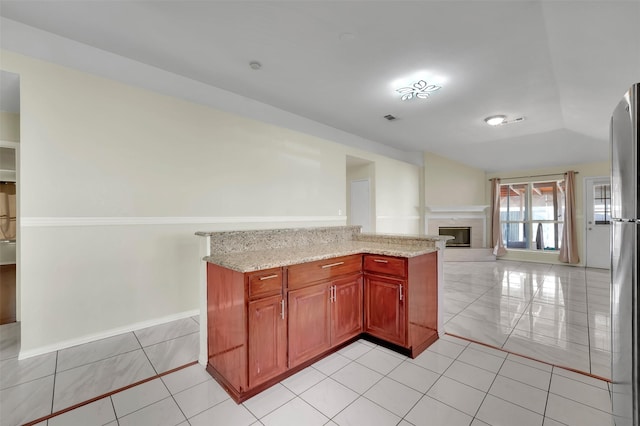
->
[196, 226, 450, 402]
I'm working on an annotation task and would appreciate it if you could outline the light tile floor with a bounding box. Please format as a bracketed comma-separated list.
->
[0, 316, 200, 425]
[0, 260, 613, 425]
[443, 261, 611, 378]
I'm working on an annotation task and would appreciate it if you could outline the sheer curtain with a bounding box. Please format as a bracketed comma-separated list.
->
[490, 178, 506, 256]
[559, 171, 580, 264]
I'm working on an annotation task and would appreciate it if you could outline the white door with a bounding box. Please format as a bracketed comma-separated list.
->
[585, 177, 611, 269]
[350, 179, 371, 233]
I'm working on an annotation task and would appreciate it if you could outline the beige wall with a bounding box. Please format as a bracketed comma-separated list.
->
[424, 151, 486, 207]
[375, 159, 422, 234]
[0, 111, 20, 142]
[1, 50, 423, 356]
[486, 161, 610, 266]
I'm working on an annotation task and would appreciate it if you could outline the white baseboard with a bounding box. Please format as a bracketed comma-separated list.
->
[18, 309, 199, 360]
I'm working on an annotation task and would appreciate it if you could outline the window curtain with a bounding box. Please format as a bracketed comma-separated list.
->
[491, 178, 506, 256]
[559, 171, 579, 264]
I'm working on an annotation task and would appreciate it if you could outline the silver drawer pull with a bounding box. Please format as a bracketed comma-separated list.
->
[259, 274, 278, 281]
[321, 261, 344, 269]
[373, 259, 388, 263]
[399, 284, 404, 301]
[280, 299, 285, 319]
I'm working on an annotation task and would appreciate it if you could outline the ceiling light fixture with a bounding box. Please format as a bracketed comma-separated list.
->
[484, 115, 506, 126]
[396, 80, 442, 101]
[249, 61, 262, 70]
[484, 115, 526, 126]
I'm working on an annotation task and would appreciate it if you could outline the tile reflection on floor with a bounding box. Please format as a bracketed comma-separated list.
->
[443, 260, 611, 378]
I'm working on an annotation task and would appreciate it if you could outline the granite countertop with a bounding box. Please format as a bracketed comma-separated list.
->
[203, 240, 438, 272]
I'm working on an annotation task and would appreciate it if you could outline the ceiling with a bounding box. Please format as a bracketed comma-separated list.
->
[1, 1, 638, 172]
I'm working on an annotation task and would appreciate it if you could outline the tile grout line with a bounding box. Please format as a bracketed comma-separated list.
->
[445, 332, 611, 383]
[584, 268, 596, 377]
[542, 365, 556, 424]
[21, 361, 198, 426]
[469, 350, 508, 423]
[158, 365, 190, 425]
[108, 395, 119, 426]
[132, 330, 159, 377]
[49, 350, 59, 418]
[397, 339, 474, 424]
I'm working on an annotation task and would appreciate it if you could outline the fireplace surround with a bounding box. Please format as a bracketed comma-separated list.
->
[439, 226, 471, 248]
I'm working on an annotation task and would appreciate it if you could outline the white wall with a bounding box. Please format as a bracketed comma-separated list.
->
[1, 50, 423, 357]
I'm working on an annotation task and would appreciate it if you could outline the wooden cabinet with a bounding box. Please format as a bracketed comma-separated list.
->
[248, 294, 287, 387]
[206, 264, 286, 400]
[206, 250, 436, 402]
[364, 252, 438, 357]
[364, 274, 405, 346]
[288, 255, 362, 368]
[331, 275, 364, 346]
[288, 283, 332, 367]
[288, 273, 364, 368]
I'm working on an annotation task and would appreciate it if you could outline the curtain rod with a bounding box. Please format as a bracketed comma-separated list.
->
[488, 171, 578, 181]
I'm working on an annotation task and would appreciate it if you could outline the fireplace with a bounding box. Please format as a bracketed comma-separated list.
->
[439, 226, 471, 248]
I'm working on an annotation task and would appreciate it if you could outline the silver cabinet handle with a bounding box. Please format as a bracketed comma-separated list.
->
[259, 274, 278, 281]
[321, 261, 344, 269]
[373, 259, 388, 263]
[329, 285, 336, 302]
[399, 284, 404, 301]
[280, 299, 285, 319]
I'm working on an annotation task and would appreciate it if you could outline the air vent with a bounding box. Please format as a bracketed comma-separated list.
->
[384, 114, 397, 121]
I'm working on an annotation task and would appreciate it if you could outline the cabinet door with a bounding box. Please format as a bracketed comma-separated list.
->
[288, 283, 331, 368]
[331, 275, 363, 346]
[248, 295, 287, 387]
[364, 275, 406, 346]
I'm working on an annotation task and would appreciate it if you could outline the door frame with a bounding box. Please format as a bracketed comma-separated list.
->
[0, 140, 19, 321]
[583, 175, 611, 269]
[349, 178, 372, 233]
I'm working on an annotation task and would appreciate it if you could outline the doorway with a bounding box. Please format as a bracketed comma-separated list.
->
[346, 156, 374, 233]
[584, 176, 611, 269]
[350, 179, 371, 232]
[1, 70, 20, 325]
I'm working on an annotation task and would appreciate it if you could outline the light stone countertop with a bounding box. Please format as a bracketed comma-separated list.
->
[203, 240, 438, 273]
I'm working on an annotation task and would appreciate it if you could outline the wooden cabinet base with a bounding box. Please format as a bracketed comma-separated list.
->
[207, 335, 361, 403]
[205, 251, 439, 403]
[207, 330, 438, 403]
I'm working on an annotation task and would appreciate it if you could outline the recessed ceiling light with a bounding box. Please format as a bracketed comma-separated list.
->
[249, 61, 262, 70]
[484, 115, 507, 126]
[339, 32, 356, 41]
[396, 80, 442, 101]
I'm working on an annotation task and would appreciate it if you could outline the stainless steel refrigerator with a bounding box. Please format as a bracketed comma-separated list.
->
[611, 82, 640, 426]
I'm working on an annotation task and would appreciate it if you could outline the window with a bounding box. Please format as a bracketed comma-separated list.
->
[593, 183, 611, 224]
[499, 180, 565, 251]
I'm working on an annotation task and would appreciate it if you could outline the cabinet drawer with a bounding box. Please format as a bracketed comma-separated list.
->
[288, 255, 362, 289]
[248, 268, 283, 299]
[363, 255, 406, 278]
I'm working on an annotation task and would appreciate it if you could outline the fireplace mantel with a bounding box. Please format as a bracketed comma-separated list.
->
[426, 205, 489, 214]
